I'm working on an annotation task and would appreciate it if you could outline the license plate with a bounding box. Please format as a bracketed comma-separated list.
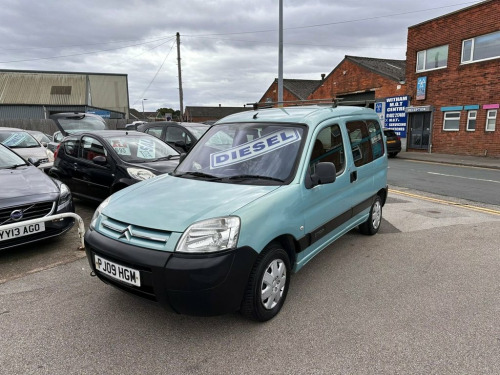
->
[0, 222, 45, 242]
[94, 254, 141, 287]
[387, 140, 396, 143]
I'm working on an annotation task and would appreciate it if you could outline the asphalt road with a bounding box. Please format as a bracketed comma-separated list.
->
[1, 188, 500, 374]
[388, 158, 500, 206]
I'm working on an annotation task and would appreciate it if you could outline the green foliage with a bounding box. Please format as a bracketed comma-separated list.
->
[156, 107, 181, 121]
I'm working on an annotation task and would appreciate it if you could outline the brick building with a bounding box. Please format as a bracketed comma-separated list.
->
[308, 56, 406, 107]
[405, 0, 500, 156]
[258, 78, 323, 107]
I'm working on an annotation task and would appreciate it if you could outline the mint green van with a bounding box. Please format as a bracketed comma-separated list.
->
[85, 105, 388, 321]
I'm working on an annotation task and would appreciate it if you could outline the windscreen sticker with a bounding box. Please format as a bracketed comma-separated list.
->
[2, 133, 26, 147]
[137, 138, 156, 159]
[210, 129, 301, 169]
[110, 139, 131, 156]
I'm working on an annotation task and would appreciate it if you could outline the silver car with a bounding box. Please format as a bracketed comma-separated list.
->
[0, 127, 54, 172]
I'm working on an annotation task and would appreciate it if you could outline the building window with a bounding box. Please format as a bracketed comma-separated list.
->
[486, 110, 497, 132]
[443, 112, 460, 131]
[462, 31, 500, 64]
[50, 86, 72, 95]
[466, 111, 477, 131]
[416, 45, 448, 72]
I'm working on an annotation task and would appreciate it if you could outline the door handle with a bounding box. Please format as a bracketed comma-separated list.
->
[350, 170, 357, 183]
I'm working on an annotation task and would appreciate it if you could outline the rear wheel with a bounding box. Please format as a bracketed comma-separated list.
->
[389, 152, 398, 158]
[241, 243, 291, 322]
[359, 196, 382, 235]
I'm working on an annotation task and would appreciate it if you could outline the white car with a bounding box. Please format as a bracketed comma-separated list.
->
[0, 128, 53, 172]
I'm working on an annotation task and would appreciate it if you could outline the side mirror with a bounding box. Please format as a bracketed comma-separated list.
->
[307, 162, 336, 188]
[92, 155, 108, 166]
[28, 157, 41, 167]
[41, 142, 48, 147]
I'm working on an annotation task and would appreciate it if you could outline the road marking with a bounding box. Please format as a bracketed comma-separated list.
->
[389, 189, 500, 216]
[403, 159, 496, 171]
[428, 172, 500, 184]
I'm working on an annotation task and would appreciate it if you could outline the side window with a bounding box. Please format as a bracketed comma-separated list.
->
[366, 120, 384, 160]
[346, 120, 383, 167]
[81, 136, 107, 162]
[309, 124, 345, 175]
[165, 127, 185, 143]
[63, 137, 79, 158]
[144, 126, 163, 138]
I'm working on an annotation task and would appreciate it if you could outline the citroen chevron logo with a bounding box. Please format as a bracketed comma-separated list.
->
[118, 225, 133, 241]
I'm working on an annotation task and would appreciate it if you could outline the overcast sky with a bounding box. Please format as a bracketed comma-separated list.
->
[0, 0, 484, 113]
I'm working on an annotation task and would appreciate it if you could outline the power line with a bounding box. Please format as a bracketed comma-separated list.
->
[132, 39, 177, 106]
[182, 1, 481, 36]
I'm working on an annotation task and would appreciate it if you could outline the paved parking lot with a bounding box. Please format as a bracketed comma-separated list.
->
[1, 191, 500, 374]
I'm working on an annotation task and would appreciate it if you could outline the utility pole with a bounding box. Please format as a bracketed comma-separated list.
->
[176, 32, 184, 121]
[278, 0, 283, 107]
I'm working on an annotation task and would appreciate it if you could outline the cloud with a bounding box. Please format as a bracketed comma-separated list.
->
[0, 0, 482, 114]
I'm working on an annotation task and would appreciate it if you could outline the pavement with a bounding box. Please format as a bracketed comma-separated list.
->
[397, 150, 500, 170]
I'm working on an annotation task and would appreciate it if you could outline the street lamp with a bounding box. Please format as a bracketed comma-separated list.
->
[142, 98, 148, 119]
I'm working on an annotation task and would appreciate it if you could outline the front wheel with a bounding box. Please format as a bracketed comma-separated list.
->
[359, 196, 382, 235]
[240, 243, 291, 322]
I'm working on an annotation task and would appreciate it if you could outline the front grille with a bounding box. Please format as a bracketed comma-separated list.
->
[98, 216, 172, 251]
[0, 201, 55, 226]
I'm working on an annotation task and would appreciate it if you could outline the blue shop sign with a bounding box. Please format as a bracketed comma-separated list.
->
[384, 95, 408, 138]
[87, 109, 110, 118]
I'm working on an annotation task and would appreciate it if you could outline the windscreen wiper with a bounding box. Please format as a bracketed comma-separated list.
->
[175, 171, 223, 181]
[225, 174, 284, 183]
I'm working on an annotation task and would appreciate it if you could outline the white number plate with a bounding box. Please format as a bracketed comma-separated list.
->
[94, 255, 141, 287]
[0, 222, 45, 242]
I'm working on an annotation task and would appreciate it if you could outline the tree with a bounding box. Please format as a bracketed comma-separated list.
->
[157, 107, 181, 121]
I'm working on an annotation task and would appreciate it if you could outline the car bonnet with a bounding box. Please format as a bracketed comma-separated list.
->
[0, 166, 58, 201]
[101, 174, 280, 233]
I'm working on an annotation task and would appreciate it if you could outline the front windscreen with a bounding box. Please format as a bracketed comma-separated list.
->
[104, 135, 179, 163]
[0, 145, 27, 168]
[56, 114, 107, 134]
[174, 123, 305, 184]
[0, 131, 40, 148]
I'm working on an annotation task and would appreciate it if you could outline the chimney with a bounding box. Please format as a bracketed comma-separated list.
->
[219, 104, 221, 107]
[321, 74, 326, 80]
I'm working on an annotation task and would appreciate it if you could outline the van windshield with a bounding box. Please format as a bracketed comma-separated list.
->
[174, 123, 305, 184]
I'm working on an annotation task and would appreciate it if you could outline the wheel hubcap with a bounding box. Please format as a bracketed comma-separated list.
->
[260, 259, 286, 310]
[372, 201, 381, 229]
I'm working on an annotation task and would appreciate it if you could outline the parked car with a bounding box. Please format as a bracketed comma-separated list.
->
[136, 121, 211, 153]
[47, 112, 108, 152]
[124, 121, 147, 130]
[383, 128, 401, 158]
[26, 130, 53, 145]
[84, 105, 388, 321]
[49, 131, 180, 202]
[0, 127, 53, 172]
[0, 143, 74, 251]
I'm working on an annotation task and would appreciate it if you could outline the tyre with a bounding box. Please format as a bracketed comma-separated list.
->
[359, 196, 382, 235]
[388, 152, 398, 158]
[241, 243, 291, 322]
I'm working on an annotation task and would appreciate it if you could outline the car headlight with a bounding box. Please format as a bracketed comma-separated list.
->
[90, 197, 110, 230]
[127, 168, 155, 180]
[57, 183, 71, 209]
[176, 217, 240, 254]
[46, 148, 54, 162]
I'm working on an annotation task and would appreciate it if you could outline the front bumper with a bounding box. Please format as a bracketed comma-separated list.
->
[84, 229, 259, 316]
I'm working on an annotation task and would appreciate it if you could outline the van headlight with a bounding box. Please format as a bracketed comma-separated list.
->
[176, 217, 240, 253]
[90, 197, 110, 230]
[127, 168, 155, 180]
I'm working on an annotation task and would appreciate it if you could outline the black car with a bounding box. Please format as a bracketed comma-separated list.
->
[0, 144, 74, 251]
[136, 121, 211, 153]
[49, 130, 180, 202]
[48, 112, 108, 152]
[383, 129, 402, 158]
